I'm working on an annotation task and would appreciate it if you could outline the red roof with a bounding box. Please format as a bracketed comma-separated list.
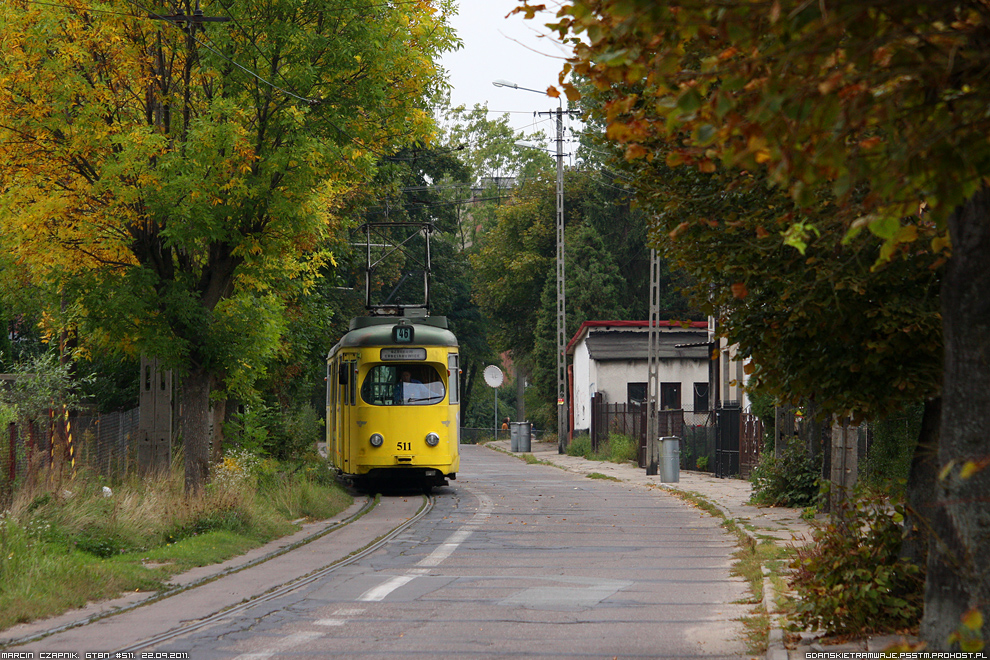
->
[566, 320, 708, 354]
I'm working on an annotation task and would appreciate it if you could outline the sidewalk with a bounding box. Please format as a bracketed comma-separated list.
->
[486, 439, 915, 659]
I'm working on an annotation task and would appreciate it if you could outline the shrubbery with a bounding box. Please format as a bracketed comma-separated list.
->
[567, 435, 592, 457]
[788, 491, 924, 635]
[750, 440, 820, 508]
[0, 449, 351, 630]
[566, 433, 638, 464]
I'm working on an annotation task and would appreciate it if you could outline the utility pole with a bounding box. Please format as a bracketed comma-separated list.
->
[537, 105, 579, 454]
[150, 1, 229, 140]
[149, 1, 230, 32]
[493, 80, 578, 453]
[646, 248, 661, 475]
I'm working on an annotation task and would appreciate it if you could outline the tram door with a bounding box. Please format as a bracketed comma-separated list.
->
[328, 358, 340, 469]
[340, 357, 356, 471]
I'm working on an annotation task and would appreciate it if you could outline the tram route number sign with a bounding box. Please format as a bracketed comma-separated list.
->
[381, 347, 427, 361]
[392, 325, 414, 344]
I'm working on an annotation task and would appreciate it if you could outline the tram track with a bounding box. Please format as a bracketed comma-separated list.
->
[4, 494, 434, 651]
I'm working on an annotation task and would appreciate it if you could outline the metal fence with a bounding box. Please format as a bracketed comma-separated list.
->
[681, 411, 716, 471]
[2, 408, 141, 493]
[588, 395, 764, 477]
[460, 427, 544, 445]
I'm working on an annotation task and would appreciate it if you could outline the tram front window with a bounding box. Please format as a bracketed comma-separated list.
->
[361, 364, 446, 406]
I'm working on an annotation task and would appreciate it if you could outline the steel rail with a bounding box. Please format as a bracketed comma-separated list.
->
[113, 494, 434, 653]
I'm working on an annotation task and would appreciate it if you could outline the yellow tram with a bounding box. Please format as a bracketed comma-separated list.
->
[326, 313, 459, 491]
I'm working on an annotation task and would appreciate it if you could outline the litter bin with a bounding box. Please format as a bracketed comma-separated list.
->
[510, 422, 531, 452]
[660, 436, 680, 483]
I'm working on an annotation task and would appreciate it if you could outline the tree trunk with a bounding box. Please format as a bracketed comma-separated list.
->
[211, 396, 226, 466]
[921, 185, 990, 649]
[462, 362, 478, 420]
[209, 371, 227, 465]
[181, 365, 212, 495]
[820, 420, 832, 514]
[900, 397, 940, 569]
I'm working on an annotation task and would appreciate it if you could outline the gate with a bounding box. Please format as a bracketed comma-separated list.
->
[715, 403, 741, 478]
[591, 394, 684, 467]
[590, 394, 647, 454]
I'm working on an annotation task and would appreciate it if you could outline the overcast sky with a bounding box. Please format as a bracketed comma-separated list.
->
[438, 1, 574, 139]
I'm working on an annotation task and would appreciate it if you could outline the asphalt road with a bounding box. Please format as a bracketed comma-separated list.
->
[9, 444, 752, 659]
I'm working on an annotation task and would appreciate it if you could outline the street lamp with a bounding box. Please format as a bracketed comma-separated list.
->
[493, 79, 547, 95]
[493, 79, 576, 454]
[513, 140, 542, 150]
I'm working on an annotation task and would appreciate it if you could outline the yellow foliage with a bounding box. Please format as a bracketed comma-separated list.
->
[0, 0, 453, 365]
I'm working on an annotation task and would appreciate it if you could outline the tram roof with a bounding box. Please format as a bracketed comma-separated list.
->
[330, 315, 458, 354]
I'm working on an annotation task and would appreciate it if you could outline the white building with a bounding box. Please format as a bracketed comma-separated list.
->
[566, 320, 712, 435]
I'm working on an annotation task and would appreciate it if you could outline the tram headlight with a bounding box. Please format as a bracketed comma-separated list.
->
[369, 433, 384, 448]
[425, 432, 440, 447]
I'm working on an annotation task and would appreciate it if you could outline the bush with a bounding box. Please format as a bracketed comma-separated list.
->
[567, 435, 592, 458]
[604, 433, 638, 463]
[789, 492, 924, 635]
[750, 440, 820, 508]
[862, 403, 922, 490]
[565, 434, 638, 464]
[225, 403, 324, 461]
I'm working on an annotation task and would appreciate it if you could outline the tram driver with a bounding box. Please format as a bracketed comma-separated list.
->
[395, 370, 427, 404]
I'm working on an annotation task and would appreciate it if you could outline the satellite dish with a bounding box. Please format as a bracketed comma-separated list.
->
[483, 365, 504, 388]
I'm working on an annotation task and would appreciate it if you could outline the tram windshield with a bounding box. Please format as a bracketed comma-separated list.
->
[361, 364, 446, 406]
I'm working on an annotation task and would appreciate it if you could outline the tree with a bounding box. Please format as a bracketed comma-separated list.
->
[528, 221, 630, 427]
[471, 164, 692, 428]
[471, 172, 556, 360]
[438, 103, 553, 244]
[0, 0, 458, 493]
[521, 0, 990, 647]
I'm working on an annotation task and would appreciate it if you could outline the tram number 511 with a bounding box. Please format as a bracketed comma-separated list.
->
[397, 441, 412, 452]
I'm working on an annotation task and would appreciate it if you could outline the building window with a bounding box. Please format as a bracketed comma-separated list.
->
[660, 382, 681, 410]
[627, 382, 647, 405]
[693, 382, 710, 412]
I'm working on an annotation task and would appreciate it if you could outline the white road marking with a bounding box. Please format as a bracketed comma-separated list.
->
[358, 487, 495, 602]
[358, 574, 417, 601]
[314, 619, 346, 627]
[231, 630, 323, 660]
[332, 608, 366, 616]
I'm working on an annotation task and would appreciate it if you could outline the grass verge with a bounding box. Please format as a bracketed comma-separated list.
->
[0, 451, 351, 632]
[566, 434, 639, 464]
[655, 485, 795, 655]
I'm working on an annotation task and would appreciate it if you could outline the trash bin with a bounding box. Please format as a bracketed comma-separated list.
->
[660, 436, 680, 483]
[510, 422, 531, 452]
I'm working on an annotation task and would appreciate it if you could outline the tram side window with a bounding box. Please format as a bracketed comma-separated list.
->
[348, 361, 357, 406]
[448, 354, 459, 405]
[327, 362, 334, 408]
[361, 364, 445, 406]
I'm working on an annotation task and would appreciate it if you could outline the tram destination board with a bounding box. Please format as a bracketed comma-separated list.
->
[381, 347, 427, 361]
